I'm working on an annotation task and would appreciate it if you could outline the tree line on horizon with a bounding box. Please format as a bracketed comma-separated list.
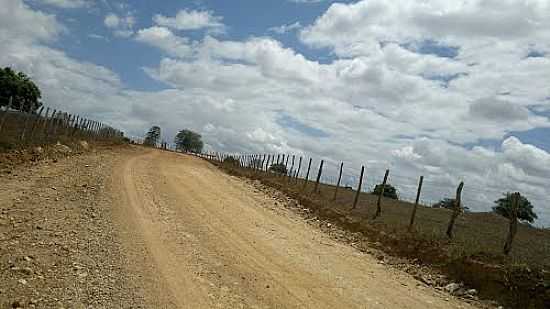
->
[143, 126, 203, 154]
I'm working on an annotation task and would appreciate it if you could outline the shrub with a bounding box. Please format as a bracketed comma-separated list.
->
[269, 163, 287, 175]
[373, 183, 398, 199]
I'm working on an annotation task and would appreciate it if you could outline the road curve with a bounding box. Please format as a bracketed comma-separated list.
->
[110, 148, 476, 309]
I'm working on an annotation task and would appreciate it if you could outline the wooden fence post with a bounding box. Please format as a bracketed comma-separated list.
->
[333, 162, 344, 200]
[373, 169, 390, 219]
[28, 106, 44, 141]
[313, 160, 324, 194]
[446, 181, 465, 239]
[295, 156, 302, 183]
[351, 165, 365, 210]
[284, 154, 290, 174]
[303, 158, 312, 189]
[288, 155, 295, 181]
[71, 115, 79, 136]
[45, 109, 57, 141]
[19, 103, 36, 141]
[265, 154, 271, 172]
[408, 176, 424, 231]
[504, 192, 520, 255]
[259, 154, 267, 172]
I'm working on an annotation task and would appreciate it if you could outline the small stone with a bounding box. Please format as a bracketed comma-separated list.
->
[465, 289, 478, 296]
[18, 278, 28, 285]
[444, 283, 461, 294]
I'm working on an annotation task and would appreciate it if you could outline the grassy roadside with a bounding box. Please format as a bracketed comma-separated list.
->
[214, 161, 550, 308]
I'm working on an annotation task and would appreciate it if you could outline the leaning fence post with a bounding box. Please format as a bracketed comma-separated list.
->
[351, 165, 365, 210]
[504, 192, 520, 255]
[295, 156, 302, 183]
[44, 109, 57, 141]
[408, 176, 424, 231]
[288, 155, 295, 182]
[261, 154, 266, 172]
[333, 162, 344, 200]
[303, 158, 312, 189]
[373, 169, 390, 219]
[19, 102, 35, 142]
[446, 181, 465, 239]
[265, 154, 271, 172]
[71, 115, 79, 136]
[312, 160, 324, 194]
[284, 154, 290, 174]
[28, 106, 44, 142]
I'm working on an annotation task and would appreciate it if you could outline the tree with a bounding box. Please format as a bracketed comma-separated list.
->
[373, 183, 399, 200]
[432, 198, 470, 211]
[0, 67, 42, 112]
[493, 192, 538, 224]
[174, 129, 203, 153]
[269, 163, 287, 175]
[144, 126, 161, 147]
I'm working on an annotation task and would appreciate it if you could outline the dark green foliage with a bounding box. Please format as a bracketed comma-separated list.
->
[269, 163, 287, 175]
[373, 183, 399, 199]
[493, 193, 538, 223]
[144, 126, 161, 147]
[0, 67, 42, 112]
[174, 129, 203, 153]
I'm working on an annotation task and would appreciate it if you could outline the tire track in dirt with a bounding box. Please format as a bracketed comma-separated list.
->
[112, 148, 479, 309]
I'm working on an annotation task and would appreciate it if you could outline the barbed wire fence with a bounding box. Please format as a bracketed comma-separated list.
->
[0, 97, 124, 148]
[190, 150, 543, 259]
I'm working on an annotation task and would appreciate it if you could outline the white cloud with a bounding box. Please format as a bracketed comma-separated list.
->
[0, 0, 63, 43]
[135, 27, 193, 58]
[39, 0, 89, 9]
[269, 22, 302, 34]
[153, 9, 224, 32]
[104, 13, 120, 28]
[104, 12, 135, 37]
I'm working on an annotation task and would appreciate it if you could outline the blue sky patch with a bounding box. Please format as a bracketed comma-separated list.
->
[403, 40, 459, 59]
[277, 113, 330, 138]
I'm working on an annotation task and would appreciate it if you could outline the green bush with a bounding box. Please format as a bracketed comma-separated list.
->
[373, 183, 399, 199]
[269, 163, 287, 175]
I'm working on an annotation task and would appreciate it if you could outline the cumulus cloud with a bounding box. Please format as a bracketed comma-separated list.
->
[469, 98, 529, 122]
[135, 26, 194, 58]
[153, 9, 224, 32]
[104, 12, 136, 38]
[0, 0, 63, 43]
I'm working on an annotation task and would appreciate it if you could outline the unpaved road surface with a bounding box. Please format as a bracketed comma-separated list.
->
[1, 146, 479, 308]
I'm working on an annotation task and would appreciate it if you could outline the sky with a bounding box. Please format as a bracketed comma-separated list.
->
[1, 0, 550, 226]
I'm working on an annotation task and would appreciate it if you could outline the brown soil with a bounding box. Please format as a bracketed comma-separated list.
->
[1, 146, 486, 308]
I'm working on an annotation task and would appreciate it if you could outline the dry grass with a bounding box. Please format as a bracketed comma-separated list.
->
[219, 163, 550, 308]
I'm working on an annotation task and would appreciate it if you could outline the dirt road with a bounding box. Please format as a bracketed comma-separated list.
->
[111, 148, 476, 308]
